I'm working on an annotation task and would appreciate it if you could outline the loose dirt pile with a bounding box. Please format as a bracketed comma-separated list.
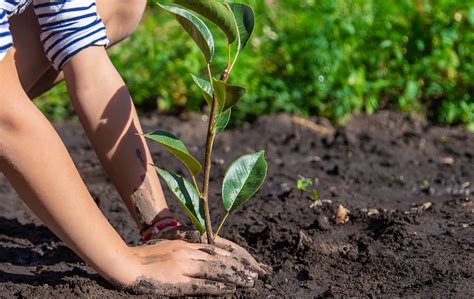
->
[0, 111, 472, 297]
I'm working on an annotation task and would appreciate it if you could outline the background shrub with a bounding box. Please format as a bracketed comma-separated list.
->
[36, 0, 474, 129]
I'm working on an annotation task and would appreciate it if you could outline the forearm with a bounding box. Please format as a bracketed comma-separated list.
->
[63, 47, 169, 229]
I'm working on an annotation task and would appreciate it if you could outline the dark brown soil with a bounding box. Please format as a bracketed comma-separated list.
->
[0, 111, 472, 297]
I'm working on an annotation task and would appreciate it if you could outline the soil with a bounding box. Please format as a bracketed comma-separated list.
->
[0, 111, 472, 297]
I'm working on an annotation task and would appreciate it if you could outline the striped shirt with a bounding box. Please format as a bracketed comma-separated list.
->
[0, 0, 108, 70]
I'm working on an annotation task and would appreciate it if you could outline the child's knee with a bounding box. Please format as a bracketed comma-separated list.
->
[120, 0, 147, 34]
[105, 0, 147, 43]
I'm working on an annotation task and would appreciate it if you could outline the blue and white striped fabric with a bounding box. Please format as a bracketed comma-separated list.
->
[0, 9, 13, 62]
[0, 0, 108, 70]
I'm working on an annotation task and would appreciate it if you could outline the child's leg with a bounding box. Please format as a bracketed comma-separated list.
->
[9, 0, 171, 230]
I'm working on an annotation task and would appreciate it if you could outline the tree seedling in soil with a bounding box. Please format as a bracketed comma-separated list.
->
[144, 0, 267, 244]
[296, 175, 319, 206]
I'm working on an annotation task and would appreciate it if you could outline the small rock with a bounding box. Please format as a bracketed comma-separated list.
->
[409, 202, 433, 214]
[461, 223, 469, 228]
[421, 202, 432, 210]
[336, 204, 349, 224]
[304, 156, 321, 163]
[439, 156, 454, 165]
[461, 182, 471, 189]
[367, 208, 379, 216]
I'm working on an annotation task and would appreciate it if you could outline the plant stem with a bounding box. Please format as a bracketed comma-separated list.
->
[201, 60, 234, 244]
[201, 64, 219, 245]
[214, 212, 229, 239]
[227, 49, 240, 78]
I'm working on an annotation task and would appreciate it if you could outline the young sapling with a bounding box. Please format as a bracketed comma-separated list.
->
[296, 175, 319, 206]
[143, 0, 267, 244]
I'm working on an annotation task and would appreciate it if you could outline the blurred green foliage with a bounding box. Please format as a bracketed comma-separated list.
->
[36, 0, 473, 129]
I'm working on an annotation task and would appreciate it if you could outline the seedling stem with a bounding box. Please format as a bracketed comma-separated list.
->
[201, 73, 218, 244]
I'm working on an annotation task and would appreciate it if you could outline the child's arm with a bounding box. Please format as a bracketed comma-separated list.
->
[0, 51, 255, 295]
[31, 0, 167, 229]
[63, 45, 169, 230]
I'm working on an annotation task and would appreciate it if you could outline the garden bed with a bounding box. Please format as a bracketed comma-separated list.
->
[0, 111, 472, 297]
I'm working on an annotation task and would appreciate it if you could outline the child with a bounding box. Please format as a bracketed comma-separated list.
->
[0, 0, 263, 296]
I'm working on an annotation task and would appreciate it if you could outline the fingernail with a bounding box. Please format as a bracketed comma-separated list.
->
[249, 270, 258, 278]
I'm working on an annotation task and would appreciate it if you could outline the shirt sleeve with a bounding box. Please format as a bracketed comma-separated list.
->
[0, 10, 13, 62]
[33, 0, 109, 71]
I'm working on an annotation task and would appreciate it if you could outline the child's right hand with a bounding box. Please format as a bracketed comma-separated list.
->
[117, 239, 257, 296]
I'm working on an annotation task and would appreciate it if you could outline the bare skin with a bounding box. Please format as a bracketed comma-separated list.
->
[10, 0, 168, 229]
[0, 0, 263, 295]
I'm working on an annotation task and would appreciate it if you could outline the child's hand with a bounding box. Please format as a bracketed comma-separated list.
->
[151, 225, 270, 277]
[122, 239, 256, 296]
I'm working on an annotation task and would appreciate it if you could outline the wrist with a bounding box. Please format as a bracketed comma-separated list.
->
[102, 245, 143, 288]
[140, 213, 182, 243]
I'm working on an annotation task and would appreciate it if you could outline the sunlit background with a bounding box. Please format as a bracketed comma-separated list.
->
[36, 0, 474, 130]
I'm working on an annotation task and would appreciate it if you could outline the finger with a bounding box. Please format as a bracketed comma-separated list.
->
[190, 256, 257, 287]
[158, 227, 201, 243]
[214, 237, 269, 275]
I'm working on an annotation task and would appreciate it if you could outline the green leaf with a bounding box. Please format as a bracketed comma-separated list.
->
[190, 75, 232, 134]
[222, 151, 268, 212]
[156, 168, 205, 234]
[216, 109, 231, 134]
[173, 0, 237, 44]
[229, 3, 255, 50]
[213, 79, 247, 112]
[296, 175, 313, 191]
[158, 3, 214, 62]
[191, 74, 213, 106]
[144, 130, 202, 176]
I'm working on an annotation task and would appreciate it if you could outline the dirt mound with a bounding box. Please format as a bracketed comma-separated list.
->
[0, 111, 472, 297]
